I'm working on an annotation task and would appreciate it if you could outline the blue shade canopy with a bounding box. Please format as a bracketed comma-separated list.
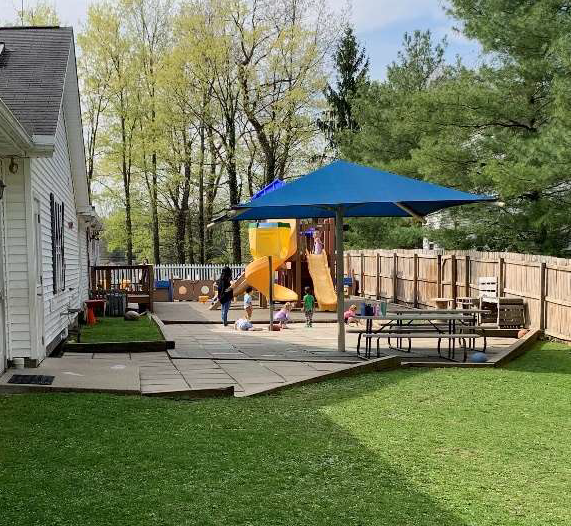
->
[251, 178, 285, 200]
[231, 160, 495, 220]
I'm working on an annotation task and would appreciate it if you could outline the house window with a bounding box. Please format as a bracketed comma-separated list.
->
[50, 193, 65, 294]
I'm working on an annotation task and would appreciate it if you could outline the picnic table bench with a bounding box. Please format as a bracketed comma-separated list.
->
[354, 310, 488, 362]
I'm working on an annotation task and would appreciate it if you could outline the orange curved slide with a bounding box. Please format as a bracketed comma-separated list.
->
[245, 219, 298, 302]
[306, 250, 337, 311]
[209, 220, 297, 310]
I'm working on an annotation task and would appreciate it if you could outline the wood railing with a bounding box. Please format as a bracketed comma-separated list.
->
[90, 265, 154, 312]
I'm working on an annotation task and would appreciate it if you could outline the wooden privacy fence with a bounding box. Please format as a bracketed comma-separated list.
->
[345, 249, 571, 341]
[155, 264, 245, 282]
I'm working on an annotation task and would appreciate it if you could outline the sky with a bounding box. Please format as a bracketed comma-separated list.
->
[4, 0, 482, 80]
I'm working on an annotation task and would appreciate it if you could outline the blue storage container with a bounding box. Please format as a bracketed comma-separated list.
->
[155, 280, 173, 302]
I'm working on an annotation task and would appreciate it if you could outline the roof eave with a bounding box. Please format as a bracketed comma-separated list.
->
[0, 98, 33, 154]
[0, 100, 55, 157]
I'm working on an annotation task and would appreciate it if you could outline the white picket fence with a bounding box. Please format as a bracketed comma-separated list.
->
[154, 263, 245, 282]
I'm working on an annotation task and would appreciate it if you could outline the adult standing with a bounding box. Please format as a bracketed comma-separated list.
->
[217, 266, 233, 326]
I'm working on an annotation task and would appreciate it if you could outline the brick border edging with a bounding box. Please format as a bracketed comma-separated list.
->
[243, 356, 401, 397]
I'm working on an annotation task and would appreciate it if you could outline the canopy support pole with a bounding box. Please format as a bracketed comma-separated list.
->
[268, 255, 274, 331]
[335, 206, 345, 352]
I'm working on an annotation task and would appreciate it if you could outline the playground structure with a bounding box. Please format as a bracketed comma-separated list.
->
[211, 218, 338, 311]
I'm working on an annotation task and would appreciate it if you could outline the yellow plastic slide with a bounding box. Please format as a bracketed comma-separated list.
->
[245, 219, 298, 302]
[209, 221, 297, 309]
[306, 250, 337, 311]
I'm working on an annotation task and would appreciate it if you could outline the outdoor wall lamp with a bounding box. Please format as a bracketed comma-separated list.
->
[0, 179, 5, 200]
[8, 157, 18, 174]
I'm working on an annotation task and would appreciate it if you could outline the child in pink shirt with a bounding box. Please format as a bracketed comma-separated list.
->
[344, 304, 360, 325]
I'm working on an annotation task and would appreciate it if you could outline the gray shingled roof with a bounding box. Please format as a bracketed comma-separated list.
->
[0, 27, 73, 137]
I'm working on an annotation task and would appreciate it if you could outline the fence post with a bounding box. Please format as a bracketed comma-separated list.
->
[360, 252, 365, 297]
[393, 252, 398, 303]
[376, 253, 381, 299]
[465, 255, 470, 297]
[437, 254, 442, 297]
[413, 253, 418, 308]
[498, 257, 504, 297]
[451, 254, 457, 305]
[539, 262, 546, 331]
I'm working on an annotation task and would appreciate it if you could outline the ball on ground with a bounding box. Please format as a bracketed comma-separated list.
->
[469, 351, 488, 363]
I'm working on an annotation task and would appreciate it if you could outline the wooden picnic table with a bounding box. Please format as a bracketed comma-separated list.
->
[354, 311, 486, 361]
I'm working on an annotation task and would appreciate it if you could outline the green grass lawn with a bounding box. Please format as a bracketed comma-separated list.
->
[1, 341, 570, 526]
[78, 315, 164, 343]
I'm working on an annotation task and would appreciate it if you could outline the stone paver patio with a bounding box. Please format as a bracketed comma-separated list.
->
[0, 301, 521, 398]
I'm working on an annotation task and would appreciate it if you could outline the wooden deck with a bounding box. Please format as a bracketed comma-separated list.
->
[90, 265, 154, 311]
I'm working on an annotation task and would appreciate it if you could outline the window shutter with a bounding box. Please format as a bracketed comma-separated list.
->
[50, 193, 57, 294]
[61, 202, 65, 289]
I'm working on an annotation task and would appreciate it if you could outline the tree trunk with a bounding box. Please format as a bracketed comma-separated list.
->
[124, 184, 133, 266]
[175, 210, 187, 263]
[187, 212, 195, 263]
[198, 121, 206, 264]
[226, 116, 241, 263]
[151, 151, 160, 264]
[175, 138, 192, 263]
[238, 63, 276, 186]
[205, 128, 220, 261]
[121, 114, 133, 265]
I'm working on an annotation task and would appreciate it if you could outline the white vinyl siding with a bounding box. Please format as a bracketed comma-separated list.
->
[31, 112, 87, 352]
[2, 158, 31, 357]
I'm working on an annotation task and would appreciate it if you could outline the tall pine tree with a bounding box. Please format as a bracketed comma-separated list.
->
[322, 25, 369, 145]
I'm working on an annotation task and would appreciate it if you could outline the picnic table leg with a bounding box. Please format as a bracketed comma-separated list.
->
[367, 320, 373, 358]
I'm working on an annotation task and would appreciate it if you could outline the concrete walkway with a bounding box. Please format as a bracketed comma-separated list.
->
[0, 352, 394, 397]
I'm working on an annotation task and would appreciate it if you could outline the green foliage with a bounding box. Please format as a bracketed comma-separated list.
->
[12, 1, 60, 25]
[341, 7, 571, 256]
[345, 218, 424, 250]
[322, 24, 369, 142]
[1, 342, 571, 525]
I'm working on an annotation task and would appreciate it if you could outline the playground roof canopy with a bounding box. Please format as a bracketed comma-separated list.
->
[230, 160, 495, 220]
[219, 160, 495, 353]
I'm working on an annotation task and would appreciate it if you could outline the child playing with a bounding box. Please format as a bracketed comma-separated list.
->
[344, 304, 360, 325]
[244, 286, 254, 320]
[313, 230, 323, 255]
[273, 302, 292, 329]
[303, 286, 315, 327]
[234, 318, 254, 331]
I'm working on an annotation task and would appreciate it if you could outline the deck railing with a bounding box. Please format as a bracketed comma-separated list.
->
[90, 265, 154, 311]
[154, 263, 245, 281]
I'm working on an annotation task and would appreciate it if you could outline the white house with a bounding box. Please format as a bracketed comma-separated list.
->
[0, 27, 100, 374]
